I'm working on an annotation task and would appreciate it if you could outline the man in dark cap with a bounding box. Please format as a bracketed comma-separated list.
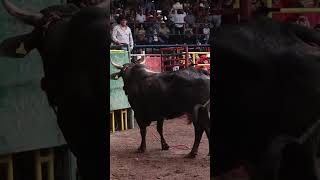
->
[112, 16, 134, 52]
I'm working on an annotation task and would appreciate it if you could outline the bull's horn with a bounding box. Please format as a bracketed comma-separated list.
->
[2, 0, 43, 26]
[110, 60, 123, 69]
[137, 51, 145, 64]
[138, 57, 146, 64]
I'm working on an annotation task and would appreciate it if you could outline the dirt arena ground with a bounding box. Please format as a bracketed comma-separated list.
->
[110, 116, 210, 180]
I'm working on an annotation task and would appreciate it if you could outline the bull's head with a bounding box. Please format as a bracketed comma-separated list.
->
[0, 0, 108, 59]
[110, 57, 146, 80]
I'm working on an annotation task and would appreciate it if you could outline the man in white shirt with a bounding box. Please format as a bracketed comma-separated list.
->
[136, 10, 146, 24]
[112, 16, 134, 52]
[173, 9, 186, 34]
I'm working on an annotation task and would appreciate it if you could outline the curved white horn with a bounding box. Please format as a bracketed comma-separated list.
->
[2, 0, 43, 26]
[137, 51, 146, 64]
[110, 60, 123, 69]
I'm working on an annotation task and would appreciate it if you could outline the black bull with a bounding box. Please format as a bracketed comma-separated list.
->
[0, 1, 108, 179]
[110, 61, 211, 158]
[213, 17, 320, 180]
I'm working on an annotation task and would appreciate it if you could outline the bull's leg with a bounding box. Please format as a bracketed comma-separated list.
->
[137, 127, 147, 153]
[205, 128, 211, 156]
[186, 125, 204, 158]
[157, 119, 170, 150]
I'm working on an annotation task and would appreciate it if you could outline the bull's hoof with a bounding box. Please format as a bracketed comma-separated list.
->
[162, 143, 170, 150]
[185, 152, 197, 158]
[136, 147, 146, 153]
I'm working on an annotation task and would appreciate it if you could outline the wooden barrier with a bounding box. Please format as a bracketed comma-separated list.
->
[34, 149, 54, 180]
[111, 111, 115, 133]
[0, 155, 13, 180]
[110, 109, 129, 133]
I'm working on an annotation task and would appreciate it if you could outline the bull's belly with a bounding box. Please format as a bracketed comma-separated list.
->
[138, 110, 191, 122]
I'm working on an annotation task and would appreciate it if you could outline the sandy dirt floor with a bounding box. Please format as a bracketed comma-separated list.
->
[110, 116, 210, 180]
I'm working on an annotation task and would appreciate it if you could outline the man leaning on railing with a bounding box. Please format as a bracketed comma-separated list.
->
[111, 16, 134, 52]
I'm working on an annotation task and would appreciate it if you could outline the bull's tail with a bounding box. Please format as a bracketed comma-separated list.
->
[188, 99, 210, 124]
[188, 104, 202, 124]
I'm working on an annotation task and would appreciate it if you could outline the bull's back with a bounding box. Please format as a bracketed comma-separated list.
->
[150, 69, 210, 117]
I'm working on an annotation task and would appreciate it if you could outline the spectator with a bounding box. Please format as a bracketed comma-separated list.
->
[173, 9, 186, 34]
[202, 24, 210, 44]
[159, 22, 171, 43]
[169, 9, 176, 22]
[146, 26, 159, 44]
[208, 9, 222, 28]
[296, 15, 311, 28]
[184, 10, 196, 26]
[146, 14, 160, 31]
[172, 0, 184, 10]
[112, 16, 134, 51]
[110, 12, 116, 24]
[183, 0, 192, 9]
[127, 9, 136, 22]
[136, 10, 146, 23]
[184, 23, 196, 44]
[135, 24, 146, 44]
[155, 10, 163, 21]
[145, 0, 155, 13]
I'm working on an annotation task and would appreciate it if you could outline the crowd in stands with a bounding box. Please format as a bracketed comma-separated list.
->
[110, 0, 320, 45]
[111, 0, 214, 45]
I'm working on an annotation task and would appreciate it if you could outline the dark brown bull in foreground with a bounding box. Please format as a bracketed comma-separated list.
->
[213, 16, 320, 180]
[0, 0, 109, 179]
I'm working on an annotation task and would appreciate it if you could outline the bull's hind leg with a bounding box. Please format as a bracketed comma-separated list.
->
[157, 119, 170, 150]
[205, 127, 211, 156]
[137, 127, 147, 153]
[186, 125, 204, 158]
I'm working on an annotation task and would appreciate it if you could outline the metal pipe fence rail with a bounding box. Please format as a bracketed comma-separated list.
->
[132, 44, 210, 54]
[264, 0, 320, 18]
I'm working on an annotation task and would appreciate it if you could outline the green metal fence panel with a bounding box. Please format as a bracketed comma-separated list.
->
[110, 50, 131, 111]
[0, 0, 66, 155]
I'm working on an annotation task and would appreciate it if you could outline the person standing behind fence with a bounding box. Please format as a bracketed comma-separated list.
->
[112, 16, 134, 52]
[173, 9, 186, 44]
[173, 9, 186, 34]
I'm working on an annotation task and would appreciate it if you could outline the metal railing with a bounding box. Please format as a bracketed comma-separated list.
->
[266, 0, 320, 17]
[132, 44, 210, 54]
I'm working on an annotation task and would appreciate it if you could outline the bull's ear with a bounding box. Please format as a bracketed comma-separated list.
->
[110, 72, 121, 80]
[0, 33, 36, 58]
